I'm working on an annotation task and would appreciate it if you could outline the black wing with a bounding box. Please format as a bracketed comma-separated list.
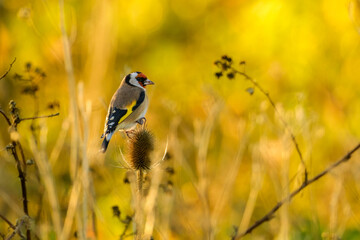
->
[102, 107, 127, 136]
[132, 91, 145, 111]
[101, 91, 145, 137]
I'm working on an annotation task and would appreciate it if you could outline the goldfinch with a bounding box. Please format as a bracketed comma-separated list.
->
[101, 72, 154, 153]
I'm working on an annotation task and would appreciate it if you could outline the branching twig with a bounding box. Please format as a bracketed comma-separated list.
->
[0, 214, 26, 239]
[1, 60, 35, 240]
[234, 143, 360, 239]
[5, 216, 28, 240]
[0, 58, 16, 81]
[215, 56, 308, 182]
[20, 112, 60, 122]
[1, 103, 31, 240]
[120, 215, 134, 240]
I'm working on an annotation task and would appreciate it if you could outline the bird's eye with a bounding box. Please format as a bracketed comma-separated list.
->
[135, 72, 147, 81]
[136, 76, 146, 81]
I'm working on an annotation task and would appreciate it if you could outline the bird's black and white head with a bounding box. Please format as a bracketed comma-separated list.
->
[125, 72, 154, 90]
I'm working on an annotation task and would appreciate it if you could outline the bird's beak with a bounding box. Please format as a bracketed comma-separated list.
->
[144, 79, 155, 85]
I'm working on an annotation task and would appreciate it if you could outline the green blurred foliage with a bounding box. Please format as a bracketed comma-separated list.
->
[1, 0, 360, 239]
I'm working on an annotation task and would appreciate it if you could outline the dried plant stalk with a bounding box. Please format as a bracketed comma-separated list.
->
[127, 128, 155, 240]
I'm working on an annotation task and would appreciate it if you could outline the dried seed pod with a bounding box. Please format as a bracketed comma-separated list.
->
[128, 128, 154, 171]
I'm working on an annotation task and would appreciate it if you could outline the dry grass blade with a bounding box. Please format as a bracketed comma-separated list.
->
[59, 0, 80, 179]
[143, 152, 166, 238]
[211, 123, 249, 234]
[194, 100, 222, 239]
[78, 81, 92, 240]
[238, 143, 265, 234]
[29, 123, 62, 237]
[60, 173, 82, 240]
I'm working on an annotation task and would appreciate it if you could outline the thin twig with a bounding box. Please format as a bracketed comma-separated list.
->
[0, 214, 16, 230]
[0, 214, 26, 239]
[16, 142, 27, 173]
[20, 112, 60, 122]
[234, 143, 360, 239]
[5, 216, 28, 240]
[0, 109, 11, 125]
[232, 68, 308, 182]
[9, 143, 29, 220]
[120, 216, 134, 240]
[0, 58, 16, 81]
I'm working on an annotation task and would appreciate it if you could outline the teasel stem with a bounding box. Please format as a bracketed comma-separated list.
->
[128, 127, 154, 240]
[135, 169, 144, 240]
[137, 170, 144, 197]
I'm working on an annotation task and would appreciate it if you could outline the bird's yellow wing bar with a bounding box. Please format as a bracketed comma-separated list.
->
[118, 100, 137, 124]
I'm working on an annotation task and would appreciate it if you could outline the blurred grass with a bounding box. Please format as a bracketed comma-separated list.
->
[1, 0, 360, 239]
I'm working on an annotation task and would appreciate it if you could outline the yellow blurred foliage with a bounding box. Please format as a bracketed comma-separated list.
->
[1, 0, 360, 239]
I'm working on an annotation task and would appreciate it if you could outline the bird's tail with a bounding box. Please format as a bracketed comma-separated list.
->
[100, 132, 114, 153]
[100, 138, 110, 153]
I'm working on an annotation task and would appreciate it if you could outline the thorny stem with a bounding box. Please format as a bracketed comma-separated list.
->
[232, 68, 308, 182]
[0, 58, 16, 81]
[234, 143, 360, 239]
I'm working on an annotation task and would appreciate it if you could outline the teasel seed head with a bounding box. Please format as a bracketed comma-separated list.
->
[128, 128, 154, 171]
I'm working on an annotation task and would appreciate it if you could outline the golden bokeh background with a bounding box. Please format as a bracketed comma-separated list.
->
[1, 0, 360, 239]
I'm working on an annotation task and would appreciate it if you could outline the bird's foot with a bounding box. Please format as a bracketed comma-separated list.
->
[126, 130, 136, 138]
[136, 117, 146, 125]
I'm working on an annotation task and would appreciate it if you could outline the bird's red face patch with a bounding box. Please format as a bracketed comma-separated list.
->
[137, 73, 147, 79]
[136, 72, 148, 88]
